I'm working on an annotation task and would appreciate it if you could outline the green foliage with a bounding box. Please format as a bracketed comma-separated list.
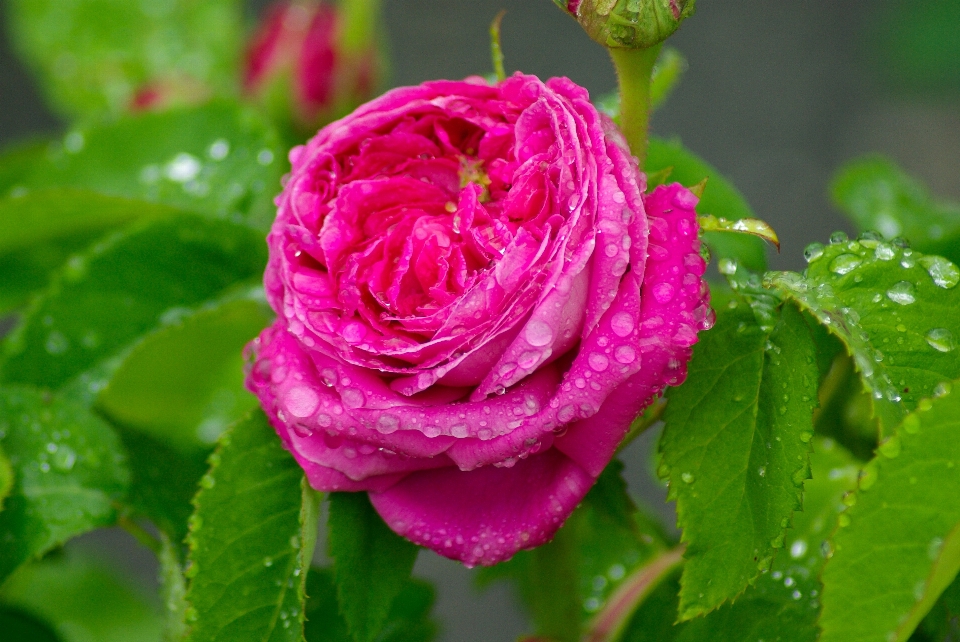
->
[915, 572, 960, 641]
[478, 462, 671, 640]
[660, 285, 819, 618]
[97, 292, 272, 452]
[820, 383, 960, 642]
[646, 137, 768, 272]
[303, 568, 437, 642]
[182, 410, 318, 642]
[0, 547, 163, 642]
[328, 492, 421, 642]
[0, 443, 12, 512]
[0, 605, 62, 642]
[4, 103, 284, 229]
[0, 214, 266, 391]
[870, 0, 960, 94]
[6, 0, 243, 118]
[832, 156, 960, 264]
[0, 387, 129, 583]
[0, 190, 177, 313]
[768, 234, 960, 434]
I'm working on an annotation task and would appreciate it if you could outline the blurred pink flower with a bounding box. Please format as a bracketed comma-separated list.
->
[246, 73, 711, 566]
[244, 1, 379, 132]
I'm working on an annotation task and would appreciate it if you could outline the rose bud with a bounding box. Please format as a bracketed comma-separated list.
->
[246, 73, 712, 567]
[554, 0, 696, 49]
[243, 1, 381, 135]
[128, 75, 212, 113]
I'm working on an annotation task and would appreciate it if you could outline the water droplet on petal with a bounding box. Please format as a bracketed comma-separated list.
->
[286, 387, 319, 418]
[614, 345, 636, 364]
[588, 353, 609, 372]
[525, 319, 553, 347]
[610, 312, 635, 338]
[341, 388, 365, 408]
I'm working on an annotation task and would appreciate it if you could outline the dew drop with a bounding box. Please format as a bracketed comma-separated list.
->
[919, 256, 960, 289]
[52, 446, 76, 472]
[886, 281, 916, 305]
[829, 231, 849, 245]
[165, 153, 202, 183]
[376, 414, 400, 434]
[681, 472, 695, 484]
[829, 254, 862, 275]
[588, 353, 610, 372]
[45, 331, 69, 355]
[926, 328, 956, 353]
[610, 312, 635, 338]
[803, 243, 825, 262]
[208, 139, 230, 160]
[525, 319, 554, 347]
[614, 345, 636, 364]
[341, 388, 365, 408]
[790, 539, 808, 559]
[286, 387, 320, 418]
[652, 282, 675, 303]
[879, 436, 902, 458]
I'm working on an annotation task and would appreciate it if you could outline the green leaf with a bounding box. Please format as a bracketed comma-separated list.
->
[622, 437, 860, 642]
[660, 295, 819, 618]
[832, 156, 960, 264]
[915, 571, 960, 641]
[159, 531, 189, 642]
[0, 140, 48, 196]
[97, 291, 272, 452]
[650, 48, 687, 110]
[646, 137, 767, 272]
[0, 190, 179, 313]
[6, 0, 242, 118]
[328, 492, 421, 642]
[0, 387, 129, 583]
[819, 383, 960, 642]
[118, 427, 209, 550]
[477, 462, 671, 639]
[303, 568, 437, 642]
[1, 214, 266, 392]
[0, 547, 163, 642]
[183, 410, 319, 642]
[768, 235, 960, 435]
[0, 605, 62, 642]
[8, 103, 284, 229]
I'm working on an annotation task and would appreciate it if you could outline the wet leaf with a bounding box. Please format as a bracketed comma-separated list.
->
[183, 410, 319, 642]
[660, 291, 819, 618]
[7, 0, 242, 118]
[0, 387, 129, 583]
[768, 234, 960, 435]
[328, 492, 420, 642]
[8, 103, 284, 229]
[832, 156, 960, 265]
[820, 382, 960, 642]
[0, 214, 266, 392]
[96, 291, 272, 453]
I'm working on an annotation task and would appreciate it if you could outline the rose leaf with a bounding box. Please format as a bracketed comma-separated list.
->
[819, 382, 960, 642]
[6, 103, 284, 230]
[767, 235, 960, 436]
[328, 492, 421, 642]
[96, 291, 272, 453]
[0, 386, 130, 583]
[660, 293, 819, 619]
[0, 214, 266, 393]
[625, 437, 859, 642]
[303, 567, 438, 642]
[831, 156, 960, 265]
[182, 409, 319, 642]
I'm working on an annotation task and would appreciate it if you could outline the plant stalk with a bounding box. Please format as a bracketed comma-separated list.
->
[609, 44, 661, 168]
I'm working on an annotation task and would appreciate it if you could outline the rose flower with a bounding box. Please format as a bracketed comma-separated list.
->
[246, 73, 712, 566]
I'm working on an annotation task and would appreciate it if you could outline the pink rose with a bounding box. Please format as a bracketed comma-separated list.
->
[243, 1, 379, 132]
[246, 73, 711, 566]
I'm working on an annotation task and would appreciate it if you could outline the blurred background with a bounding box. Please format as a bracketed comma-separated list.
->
[1, 0, 959, 640]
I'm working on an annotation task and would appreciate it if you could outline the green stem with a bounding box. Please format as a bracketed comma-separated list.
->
[609, 45, 661, 167]
[338, 0, 381, 55]
[118, 515, 163, 555]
